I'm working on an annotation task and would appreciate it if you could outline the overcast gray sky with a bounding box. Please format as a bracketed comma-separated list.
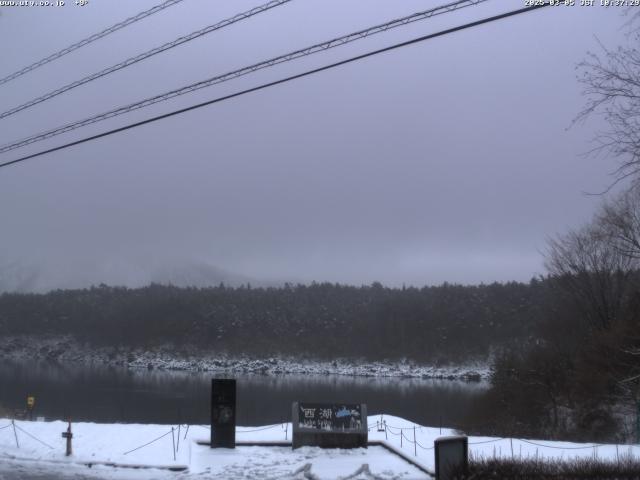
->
[0, 0, 633, 289]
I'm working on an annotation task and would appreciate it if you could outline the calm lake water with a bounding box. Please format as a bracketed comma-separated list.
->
[0, 360, 487, 428]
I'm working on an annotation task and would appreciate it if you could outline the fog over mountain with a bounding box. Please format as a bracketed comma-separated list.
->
[0, 257, 266, 293]
[0, 1, 631, 289]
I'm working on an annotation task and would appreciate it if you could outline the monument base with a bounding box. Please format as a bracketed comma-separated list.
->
[292, 402, 368, 450]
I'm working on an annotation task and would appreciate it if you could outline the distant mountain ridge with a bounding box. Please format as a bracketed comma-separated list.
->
[0, 258, 265, 293]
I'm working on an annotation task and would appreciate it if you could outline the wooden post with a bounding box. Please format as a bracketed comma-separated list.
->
[384, 421, 387, 440]
[176, 424, 181, 453]
[400, 429, 403, 448]
[63, 420, 72, 456]
[510, 438, 514, 459]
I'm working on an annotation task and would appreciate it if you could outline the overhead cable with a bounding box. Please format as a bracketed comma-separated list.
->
[0, 0, 293, 120]
[0, 0, 488, 153]
[0, 0, 186, 86]
[0, 3, 551, 170]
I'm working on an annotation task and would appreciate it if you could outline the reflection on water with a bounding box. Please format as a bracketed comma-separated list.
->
[0, 361, 486, 427]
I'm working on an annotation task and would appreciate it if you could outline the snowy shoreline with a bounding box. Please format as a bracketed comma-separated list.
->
[1, 415, 637, 479]
[0, 335, 490, 381]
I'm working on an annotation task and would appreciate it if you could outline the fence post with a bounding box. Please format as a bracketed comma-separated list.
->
[384, 421, 387, 441]
[400, 429, 403, 448]
[413, 426, 416, 457]
[65, 420, 73, 456]
[11, 420, 19, 448]
[176, 424, 181, 453]
[171, 427, 176, 461]
[510, 438, 514, 459]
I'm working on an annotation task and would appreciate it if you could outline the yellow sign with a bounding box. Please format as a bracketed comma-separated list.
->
[27, 396, 35, 408]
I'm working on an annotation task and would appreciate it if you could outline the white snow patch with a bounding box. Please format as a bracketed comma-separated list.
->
[1, 415, 638, 479]
[0, 335, 489, 380]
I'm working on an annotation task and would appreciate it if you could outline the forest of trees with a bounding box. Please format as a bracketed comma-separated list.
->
[466, 187, 640, 442]
[0, 279, 546, 363]
[465, 16, 640, 442]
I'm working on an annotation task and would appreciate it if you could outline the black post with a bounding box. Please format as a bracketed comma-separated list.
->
[211, 379, 236, 448]
[11, 420, 19, 448]
[65, 421, 72, 456]
[435, 436, 468, 480]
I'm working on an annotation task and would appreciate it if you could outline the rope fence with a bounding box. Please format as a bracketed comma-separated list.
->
[468, 438, 505, 445]
[2, 417, 637, 464]
[518, 438, 606, 450]
[122, 429, 173, 456]
[236, 424, 282, 433]
[373, 420, 634, 459]
[415, 439, 434, 451]
[12, 422, 54, 449]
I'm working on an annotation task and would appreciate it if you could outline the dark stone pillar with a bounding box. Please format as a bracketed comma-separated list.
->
[211, 379, 236, 448]
[434, 436, 468, 480]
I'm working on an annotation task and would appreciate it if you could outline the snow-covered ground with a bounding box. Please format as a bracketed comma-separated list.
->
[0, 335, 489, 380]
[1, 415, 638, 479]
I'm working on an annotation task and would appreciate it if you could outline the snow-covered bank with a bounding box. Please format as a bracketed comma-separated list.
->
[0, 415, 638, 479]
[0, 335, 489, 380]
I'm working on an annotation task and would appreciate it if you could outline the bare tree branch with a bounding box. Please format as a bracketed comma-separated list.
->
[575, 23, 640, 184]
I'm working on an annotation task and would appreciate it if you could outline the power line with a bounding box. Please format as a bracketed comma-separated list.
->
[0, 0, 292, 120]
[0, 3, 551, 170]
[0, 0, 186, 86]
[0, 0, 488, 154]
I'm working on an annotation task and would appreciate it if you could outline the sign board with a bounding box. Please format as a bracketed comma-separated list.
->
[292, 402, 367, 449]
[26, 396, 35, 409]
[298, 403, 363, 431]
[211, 379, 236, 448]
[434, 436, 468, 480]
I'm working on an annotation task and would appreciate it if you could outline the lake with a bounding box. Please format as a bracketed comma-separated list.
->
[0, 360, 487, 428]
